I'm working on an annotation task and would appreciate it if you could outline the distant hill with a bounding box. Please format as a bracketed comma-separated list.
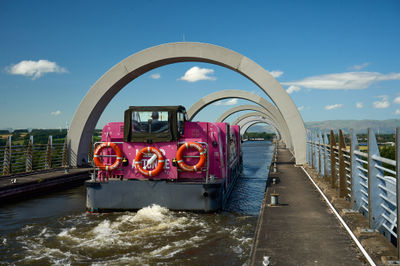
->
[246, 119, 400, 134]
[305, 119, 400, 134]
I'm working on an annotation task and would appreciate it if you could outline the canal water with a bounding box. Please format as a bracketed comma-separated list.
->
[0, 141, 273, 265]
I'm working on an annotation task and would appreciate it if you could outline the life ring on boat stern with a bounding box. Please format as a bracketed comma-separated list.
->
[176, 142, 206, 172]
[134, 146, 165, 177]
[93, 142, 123, 171]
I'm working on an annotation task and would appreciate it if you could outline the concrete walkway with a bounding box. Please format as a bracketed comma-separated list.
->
[250, 146, 366, 265]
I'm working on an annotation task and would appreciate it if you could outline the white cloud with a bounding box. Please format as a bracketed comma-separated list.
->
[373, 95, 390, 109]
[150, 73, 161, 79]
[213, 99, 238, 106]
[396, 109, 400, 115]
[325, 104, 343, 110]
[394, 96, 400, 104]
[7, 59, 67, 79]
[348, 62, 370, 70]
[356, 102, 363, 108]
[179, 66, 216, 82]
[286, 85, 301, 94]
[297, 106, 304, 111]
[282, 71, 400, 90]
[268, 70, 283, 78]
[51, 110, 61, 116]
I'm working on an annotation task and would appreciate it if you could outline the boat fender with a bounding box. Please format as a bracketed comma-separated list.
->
[93, 142, 123, 171]
[176, 142, 207, 172]
[134, 146, 165, 177]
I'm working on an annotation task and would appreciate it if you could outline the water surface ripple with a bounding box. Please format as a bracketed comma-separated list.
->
[0, 141, 273, 265]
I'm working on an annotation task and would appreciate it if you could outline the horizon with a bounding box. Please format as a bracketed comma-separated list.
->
[1, 1, 399, 130]
[2, 117, 400, 132]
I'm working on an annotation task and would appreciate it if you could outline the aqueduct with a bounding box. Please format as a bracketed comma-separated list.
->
[67, 42, 306, 165]
[187, 90, 292, 149]
[215, 104, 288, 146]
[237, 117, 281, 139]
[233, 112, 275, 126]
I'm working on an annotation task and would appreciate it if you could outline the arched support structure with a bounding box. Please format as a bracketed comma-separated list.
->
[215, 104, 289, 146]
[187, 90, 292, 149]
[233, 111, 286, 129]
[68, 42, 306, 166]
[238, 118, 281, 140]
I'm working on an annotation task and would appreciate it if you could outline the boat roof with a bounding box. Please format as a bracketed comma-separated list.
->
[127, 106, 186, 112]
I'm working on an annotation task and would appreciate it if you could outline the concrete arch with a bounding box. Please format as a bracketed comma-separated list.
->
[238, 118, 281, 140]
[187, 90, 292, 149]
[233, 111, 277, 126]
[239, 118, 281, 140]
[215, 104, 288, 146]
[68, 42, 305, 165]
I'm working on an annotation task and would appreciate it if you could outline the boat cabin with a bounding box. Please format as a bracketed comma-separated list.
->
[123, 106, 188, 143]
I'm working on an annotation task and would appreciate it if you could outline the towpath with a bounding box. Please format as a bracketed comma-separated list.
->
[250, 146, 366, 265]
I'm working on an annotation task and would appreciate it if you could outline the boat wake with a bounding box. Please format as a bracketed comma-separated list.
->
[1, 204, 255, 265]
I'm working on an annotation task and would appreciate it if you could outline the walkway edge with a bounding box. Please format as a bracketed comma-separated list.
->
[300, 166, 376, 266]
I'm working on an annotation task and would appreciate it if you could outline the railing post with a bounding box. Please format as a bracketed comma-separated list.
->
[62, 137, 69, 168]
[350, 129, 363, 210]
[25, 136, 33, 172]
[318, 132, 322, 176]
[313, 131, 317, 170]
[330, 130, 337, 188]
[395, 127, 400, 258]
[324, 132, 329, 179]
[2, 136, 11, 175]
[320, 132, 325, 177]
[367, 128, 385, 229]
[314, 131, 318, 170]
[45, 135, 53, 169]
[306, 129, 311, 164]
[311, 131, 315, 168]
[307, 130, 311, 165]
[339, 129, 347, 198]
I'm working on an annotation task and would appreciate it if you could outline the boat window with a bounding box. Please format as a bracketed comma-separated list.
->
[132, 111, 169, 133]
[177, 111, 185, 135]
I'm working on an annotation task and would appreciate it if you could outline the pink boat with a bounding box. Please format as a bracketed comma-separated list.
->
[86, 106, 242, 212]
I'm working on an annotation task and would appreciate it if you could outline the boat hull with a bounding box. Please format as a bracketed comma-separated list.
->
[86, 179, 224, 212]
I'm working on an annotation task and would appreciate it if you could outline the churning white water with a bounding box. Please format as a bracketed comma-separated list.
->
[0, 141, 273, 265]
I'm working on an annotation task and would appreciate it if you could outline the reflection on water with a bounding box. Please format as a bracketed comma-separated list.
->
[0, 141, 272, 265]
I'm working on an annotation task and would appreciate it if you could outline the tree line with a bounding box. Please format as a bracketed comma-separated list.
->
[0, 129, 102, 146]
[243, 132, 276, 140]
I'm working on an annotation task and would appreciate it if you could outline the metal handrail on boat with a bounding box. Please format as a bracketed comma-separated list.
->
[177, 141, 210, 181]
[92, 141, 210, 181]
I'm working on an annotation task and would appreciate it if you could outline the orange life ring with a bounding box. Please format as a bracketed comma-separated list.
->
[176, 142, 206, 171]
[94, 142, 123, 171]
[134, 146, 165, 177]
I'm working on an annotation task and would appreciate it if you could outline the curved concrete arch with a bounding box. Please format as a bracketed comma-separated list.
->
[216, 104, 277, 123]
[238, 118, 281, 140]
[187, 90, 292, 149]
[68, 42, 305, 165]
[239, 118, 281, 140]
[215, 104, 288, 146]
[233, 112, 275, 126]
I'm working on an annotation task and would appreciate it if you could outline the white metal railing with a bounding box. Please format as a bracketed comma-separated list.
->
[307, 128, 400, 257]
[1, 135, 69, 176]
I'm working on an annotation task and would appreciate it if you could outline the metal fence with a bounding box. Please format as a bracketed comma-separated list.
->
[0, 135, 69, 176]
[307, 128, 400, 257]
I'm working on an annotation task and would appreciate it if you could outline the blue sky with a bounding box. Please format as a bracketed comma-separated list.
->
[1, 0, 399, 130]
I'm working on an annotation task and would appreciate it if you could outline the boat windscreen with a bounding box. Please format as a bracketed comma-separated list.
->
[132, 111, 169, 134]
[124, 106, 185, 143]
